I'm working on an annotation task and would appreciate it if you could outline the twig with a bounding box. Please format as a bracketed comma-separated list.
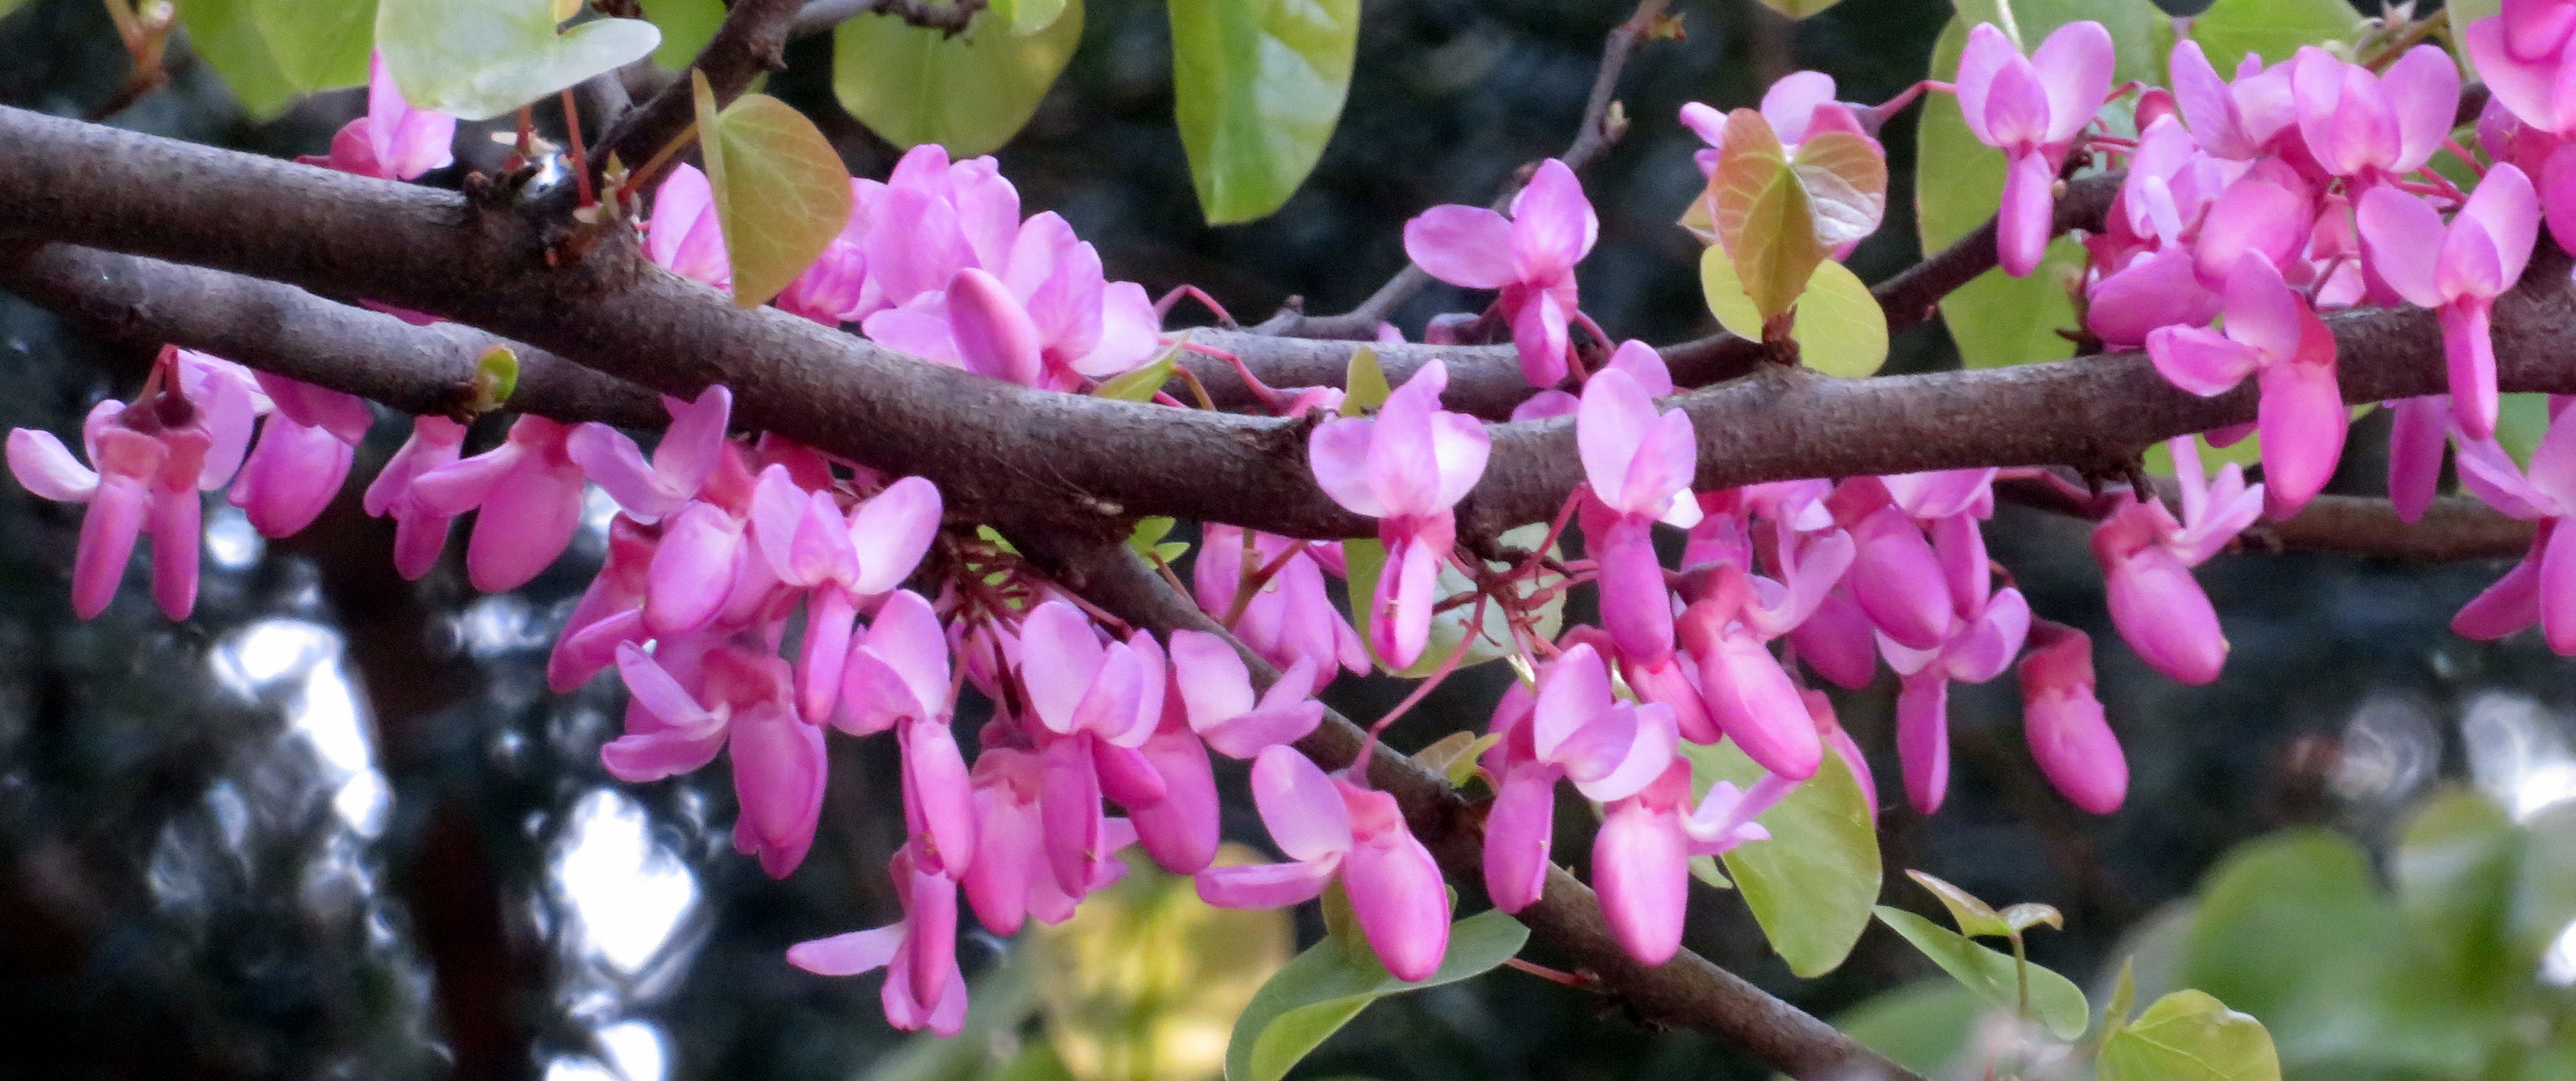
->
[594, 0, 805, 192]
[1993, 473, 2535, 562]
[790, 0, 987, 37]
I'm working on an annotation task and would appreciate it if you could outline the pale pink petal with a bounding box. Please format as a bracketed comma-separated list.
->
[2255, 352, 2349, 516]
[1171, 628, 1256, 728]
[2382, 45, 2462, 171]
[1482, 764, 1558, 914]
[1020, 601, 1105, 735]
[2455, 162, 2540, 292]
[1402, 205, 1517, 290]
[2170, 41, 2252, 158]
[644, 503, 740, 635]
[8, 428, 98, 501]
[1249, 744, 1353, 861]
[2195, 178, 2313, 286]
[1507, 159, 1598, 282]
[2087, 245, 2222, 347]
[1955, 23, 2020, 147]
[1428, 411, 1493, 511]
[848, 476, 943, 594]
[1569, 702, 1677, 803]
[464, 459, 584, 593]
[1592, 800, 1688, 965]
[1339, 783, 1450, 981]
[1760, 71, 1838, 143]
[1308, 418, 1388, 518]
[1983, 57, 2055, 149]
[1578, 368, 1656, 509]
[787, 925, 904, 976]
[2387, 396, 2449, 523]
[947, 268, 1045, 387]
[2031, 21, 2114, 143]
[1512, 289, 1572, 389]
[1602, 338, 1674, 396]
[1997, 150, 2055, 277]
[1193, 858, 1338, 909]
[2355, 184, 2452, 308]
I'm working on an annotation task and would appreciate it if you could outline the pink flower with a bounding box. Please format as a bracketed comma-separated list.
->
[1308, 361, 1491, 669]
[1191, 524, 1368, 692]
[776, 181, 876, 325]
[1878, 510, 2031, 814]
[2448, 408, 2576, 651]
[1679, 71, 1863, 169]
[646, 164, 731, 289]
[568, 385, 732, 526]
[548, 514, 656, 691]
[2357, 166, 2541, 439]
[2168, 41, 2300, 162]
[2089, 438, 2262, 684]
[411, 414, 588, 593]
[1955, 21, 2115, 275]
[299, 51, 455, 181]
[601, 642, 825, 878]
[1401, 158, 1598, 387]
[1168, 629, 1325, 757]
[1579, 344, 1704, 667]
[751, 466, 942, 721]
[1592, 760, 1786, 965]
[2018, 622, 2126, 814]
[229, 373, 373, 538]
[2385, 395, 2451, 523]
[1016, 601, 1170, 894]
[2465, 5, 2576, 136]
[1479, 643, 1678, 914]
[362, 416, 468, 580]
[787, 846, 969, 1035]
[2287, 46, 2458, 181]
[838, 589, 978, 875]
[7, 349, 255, 619]
[2145, 253, 2346, 517]
[1195, 745, 1451, 981]
[961, 746, 1144, 929]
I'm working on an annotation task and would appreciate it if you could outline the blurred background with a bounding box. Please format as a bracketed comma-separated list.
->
[1, 0, 2571, 1078]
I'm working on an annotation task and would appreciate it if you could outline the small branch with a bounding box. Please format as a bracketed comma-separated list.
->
[790, 0, 987, 37]
[1018, 532, 1930, 1081]
[1995, 474, 2535, 562]
[0, 242, 666, 427]
[595, 0, 804, 187]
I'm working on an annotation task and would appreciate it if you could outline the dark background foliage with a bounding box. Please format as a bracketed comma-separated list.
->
[1, 0, 2566, 1079]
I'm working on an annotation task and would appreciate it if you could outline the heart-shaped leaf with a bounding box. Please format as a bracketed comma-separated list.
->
[377, 0, 660, 120]
[1168, 0, 1360, 224]
[252, 0, 377, 91]
[830, 0, 1083, 157]
[639, 0, 726, 68]
[1684, 738, 1881, 977]
[1699, 252, 1887, 376]
[1874, 905, 2091, 1040]
[2097, 990, 2282, 1081]
[1790, 130, 1887, 248]
[693, 74, 856, 308]
[179, 0, 299, 117]
[1224, 909, 1527, 1081]
[1711, 109, 1824, 320]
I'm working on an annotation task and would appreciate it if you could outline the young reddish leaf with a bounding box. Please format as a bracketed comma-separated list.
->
[1791, 130, 1889, 248]
[1712, 109, 1824, 320]
[693, 73, 855, 309]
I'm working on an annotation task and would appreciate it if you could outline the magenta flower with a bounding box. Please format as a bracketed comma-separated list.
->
[1168, 629, 1325, 757]
[1195, 745, 1451, 981]
[962, 745, 1145, 929]
[411, 414, 588, 593]
[2018, 623, 2126, 815]
[1878, 512, 2031, 814]
[863, 226, 1161, 391]
[362, 415, 468, 581]
[547, 515, 656, 692]
[646, 164, 731, 290]
[776, 181, 876, 325]
[568, 385, 732, 526]
[2089, 438, 2262, 685]
[1401, 158, 1597, 387]
[1679, 71, 1862, 169]
[2168, 41, 2300, 162]
[2357, 165, 2540, 439]
[299, 51, 455, 181]
[834, 589, 978, 877]
[1308, 361, 1491, 669]
[750, 465, 941, 721]
[2466, 4, 2576, 137]
[1955, 21, 2114, 275]
[787, 846, 968, 1035]
[1192, 524, 1368, 691]
[2385, 395, 2451, 523]
[601, 643, 825, 878]
[1593, 759, 1786, 965]
[1480, 643, 1677, 914]
[2448, 410, 2576, 652]
[2145, 253, 2346, 517]
[2287, 45, 2458, 181]
[1017, 601, 1170, 894]
[229, 373, 373, 538]
[1579, 351, 1703, 667]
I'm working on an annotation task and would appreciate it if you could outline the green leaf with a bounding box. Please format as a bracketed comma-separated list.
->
[1752, 0, 1847, 17]
[2181, 830, 2400, 1026]
[377, 0, 661, 120]
[1701, 252, 1886, 377]
[1224, 910, 1527, 1081]
[1789, 129, 1887, 249]
[693, 75, 855, 308]
[1092, 348, 1180, 402]
[2186, 0, 2367, 77]
[2514, 801, 2576, 966]
[179, 0, 299, 118]
[1169, 0, 1359, 224]
[1343, 345, 1390, 415]
[471, 344, 519, 412]
[2496, 393, 2553, 466]
[1918, 0, 2158, 368]
[1126, 517, 1189, 565]
[990, 0, 1070, 35]
[252, 0, 377, 91]
[1785, 980, 1986, 1081]
[639, 0, 726, 68]
[2394, 790, 2522, 999]
[1410, 731, 1498, 788]
[1712, 110, 1823, 320]
[1905, 869, 2012, 939]
[2102, 956, 2139, 1044]
[2451, 0, 2501, 30]
[2098, 990, 2283, 1081]
[830, 0, 1082, 157]
[1685, 739, 1880, 977]
[1874, 906, 2091, 1040]
[1340, 524, 1562, 678]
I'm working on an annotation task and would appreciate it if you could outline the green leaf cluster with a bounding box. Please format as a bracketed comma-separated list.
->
[1224, 905, 1527, 1081]
[377, 0, 659, 120]
[180, 0, 377, 118]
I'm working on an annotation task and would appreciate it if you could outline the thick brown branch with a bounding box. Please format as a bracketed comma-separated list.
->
[8, 107, 2576, 550]
[595, 0, 805, 185]
[790, 0, 987, 37]
[1020, 533, 1927, 1081]
[0, 242, 666, 427]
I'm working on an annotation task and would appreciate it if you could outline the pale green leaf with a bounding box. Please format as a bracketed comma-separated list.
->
[830, 0, 1082, 156]
[1919, 0, 2158, 368]
[2102, 956, 2139, 1044]
[1170, 0, 1359, 223]
[1906, 869, 2012, 939]
[180, 0, 299, 118]
[1224, 910, 1527, 1081]
[1699, 252, 1887, 377]
[377, 0, 661, 120]
[1343, 345, 1390, 414]
[1789, 129, 1887, 248]
[1874, 906, 2091, 1040]
[2515, 802, 2576, 967]
[1770, 980, 1986, 1081]
[2187, 0, 2367, 76]
[1712, 109, 1822, 320]
[1410, 731, 1499, 788]
[2496, 393, 2553, 466]
[639, 0, 726, 67]
[991, 0, 1070, 35]
[1753, 0, 1847, 17]
[1341, 524, 1562, 678]
[2098, 990, 2282, 1081]
[2393, 789, 2521, 995]
[695, 77, 855, 308]
[252, 0, 377, 91]
[1685, 740, 1881, 977]
[1092, 349, 1180, 402]
[1999, 902, 2064, 934]
[2452, 0, 2501, 30]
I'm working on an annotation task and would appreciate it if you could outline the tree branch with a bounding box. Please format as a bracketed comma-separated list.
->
[1017, 531, 1928, 1081]
[0, 242, 666, 427]
[789, 0, 987, 38]
[1995, 474, 2535, 562]
[595, 0, 805, 185]
[6, 107, 2575, 551]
